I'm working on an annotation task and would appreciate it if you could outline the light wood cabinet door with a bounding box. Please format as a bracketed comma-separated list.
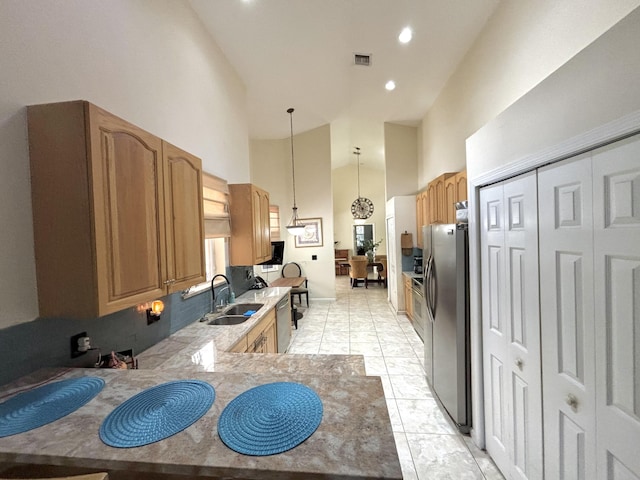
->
[162, 141, 206, 292]
[229, 336, 248, 353]
[444, 176, 457, 224]
[426, 182, 437, 225]
[255, 188, 271, 263]
[404, 277, 413, 320]
[455, 169, 467, 202]
[424, 173, 456, 224]
[88, 104, 168, 314]
[263, 316, 277, 354]
[229, 184, 272, 266]
[28, 101, 205, 318]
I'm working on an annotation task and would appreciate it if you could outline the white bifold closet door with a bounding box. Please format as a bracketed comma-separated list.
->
[480, 171, 543, 480]
[539, 134, 640, 479]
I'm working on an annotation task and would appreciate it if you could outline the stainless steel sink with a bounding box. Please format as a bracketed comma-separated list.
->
[222, 303, 264, 316]
[203, 303, 264, 326]
[207, 315, 249, 326]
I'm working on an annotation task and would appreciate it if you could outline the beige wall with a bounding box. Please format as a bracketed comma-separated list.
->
[384, 123, 419, 199]
[419, 0, 640, 186]
[0, 0, 250, 328]
[332, 163, 387, 257]
[251, 125, 336, 299]
[467, 6, 640, 179]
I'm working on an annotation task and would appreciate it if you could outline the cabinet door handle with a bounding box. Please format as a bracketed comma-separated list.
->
[515, 358, 524, 369]
[566, 394, 579, 411]
[164, 279, 176, 285]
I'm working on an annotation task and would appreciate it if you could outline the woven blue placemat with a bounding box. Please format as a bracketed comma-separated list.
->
[99, 379, 215, 448]
[0, 376, 105, 438]
[218, 382, 323, 456]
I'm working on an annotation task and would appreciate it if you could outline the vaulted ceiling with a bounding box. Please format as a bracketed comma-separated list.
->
[190, 0, 499, 169]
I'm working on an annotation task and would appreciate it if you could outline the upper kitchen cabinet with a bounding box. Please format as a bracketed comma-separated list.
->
[429, 172, 456, 224]
[161, 141, 206, 291]
[416, 170, 466, 246]
[228, 184, 271, 266]
[444, 169, 467, 223]
[27, 101, 205, 318]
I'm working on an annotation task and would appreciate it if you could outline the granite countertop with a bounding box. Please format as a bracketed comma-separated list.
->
[137, 287, 366, 376]
[0, 368, 401, 479]
[0, 287, 398, 478]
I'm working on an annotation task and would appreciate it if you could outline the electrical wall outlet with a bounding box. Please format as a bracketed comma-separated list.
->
[70, 331, 88, 358]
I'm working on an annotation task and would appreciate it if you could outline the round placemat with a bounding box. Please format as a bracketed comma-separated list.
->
[0, 376, 105, 438]
[99, 379, 215, 448]
[218, 382, 323, 456]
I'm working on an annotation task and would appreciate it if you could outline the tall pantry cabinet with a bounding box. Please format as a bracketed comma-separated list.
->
[479, 134, 640, 479]
[27, 101, 205, 319]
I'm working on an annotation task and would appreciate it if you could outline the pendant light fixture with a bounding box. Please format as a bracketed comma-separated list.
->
[285, 107, 306, 235]
[351, 147, 374, 223]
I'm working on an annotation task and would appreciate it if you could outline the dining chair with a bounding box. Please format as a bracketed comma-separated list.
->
[281, 262, 309, 306]
[376, 258, 388, 288]
[348, 258, 369, 288]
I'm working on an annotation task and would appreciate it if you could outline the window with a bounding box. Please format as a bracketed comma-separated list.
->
[353, 224, 374, 255]
[182, 172, 231, 299]
[269, 205, 281, 240]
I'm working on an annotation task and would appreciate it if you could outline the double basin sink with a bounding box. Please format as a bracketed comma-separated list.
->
[203, 303, 264, 326]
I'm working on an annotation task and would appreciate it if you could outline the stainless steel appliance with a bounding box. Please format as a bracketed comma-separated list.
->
[276, 295, 291, 353]
[422, 223, 471, 433]
[411, 277, 425, 341]
[413, 256, 423, 274]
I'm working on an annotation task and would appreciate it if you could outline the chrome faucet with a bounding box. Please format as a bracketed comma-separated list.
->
[211, 274, 231, 312]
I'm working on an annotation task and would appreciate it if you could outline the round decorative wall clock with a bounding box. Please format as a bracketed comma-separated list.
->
[351, 197, 374, 219]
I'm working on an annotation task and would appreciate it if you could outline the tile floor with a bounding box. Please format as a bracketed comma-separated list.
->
[287, 276, 505, 480]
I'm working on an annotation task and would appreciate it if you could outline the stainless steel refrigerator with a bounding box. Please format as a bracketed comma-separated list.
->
[422, 224, 471, 433]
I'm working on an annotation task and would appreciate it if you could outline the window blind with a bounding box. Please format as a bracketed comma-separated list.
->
[269, 205, 281, 240]
[202, 172, 231, 238]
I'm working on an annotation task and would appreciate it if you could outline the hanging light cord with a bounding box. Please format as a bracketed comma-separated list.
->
[288, 107, 297, 209]
[354, 146, 361, 199]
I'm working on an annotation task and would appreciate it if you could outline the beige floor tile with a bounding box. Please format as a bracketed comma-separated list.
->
[286, 276, 498, 479]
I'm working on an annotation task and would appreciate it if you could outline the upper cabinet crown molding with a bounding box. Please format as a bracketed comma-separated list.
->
[27, 100, 205, 318]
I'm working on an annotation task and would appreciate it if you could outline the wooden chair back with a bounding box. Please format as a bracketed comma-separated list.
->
[378, 258, 387, 279]
[281, 262, 302, 278]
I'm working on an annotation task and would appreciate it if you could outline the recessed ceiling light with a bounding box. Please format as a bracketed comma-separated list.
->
[385, 80, 396, 91]
[399, 27, 413, 44]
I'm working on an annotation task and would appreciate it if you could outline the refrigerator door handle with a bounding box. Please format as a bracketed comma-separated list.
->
[426, 255, 435, 319]
[429, 255, 436, 319]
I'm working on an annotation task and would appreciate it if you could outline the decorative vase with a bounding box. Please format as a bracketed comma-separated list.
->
[366, 250, 375, 263]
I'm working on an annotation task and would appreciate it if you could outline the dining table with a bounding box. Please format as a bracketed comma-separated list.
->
[269, 276, 307, 288]
[340, 262, 386, 287]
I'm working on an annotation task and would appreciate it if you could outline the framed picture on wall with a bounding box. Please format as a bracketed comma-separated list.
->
[295, 217, 323, 248]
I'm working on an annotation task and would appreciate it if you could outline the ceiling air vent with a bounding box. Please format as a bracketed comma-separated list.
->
[354, 53, 371, 66]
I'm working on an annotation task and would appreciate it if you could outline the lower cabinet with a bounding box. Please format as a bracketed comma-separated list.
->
[404, 276, 413, 321]
[228, 308, 277, 354]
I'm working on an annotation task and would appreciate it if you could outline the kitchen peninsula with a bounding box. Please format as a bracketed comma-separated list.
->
[0, 287, 402, 480]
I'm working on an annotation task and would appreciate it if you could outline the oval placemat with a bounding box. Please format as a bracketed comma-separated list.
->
[0, 376, 105, 438]
[99, 379, 215, 448]
[218, 382, 323, 456]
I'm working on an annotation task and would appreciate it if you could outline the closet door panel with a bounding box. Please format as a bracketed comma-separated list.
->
[481, 172, 542, 480]
[539, 154, 596, 480]
[504, 173, 542, 480]
[481, 184, 511, 475]
[592, 135, 640, 479]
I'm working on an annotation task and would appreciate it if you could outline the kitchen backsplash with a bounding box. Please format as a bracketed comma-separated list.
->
[402, 248, 423, 272]
[0, 265, 255, 387]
